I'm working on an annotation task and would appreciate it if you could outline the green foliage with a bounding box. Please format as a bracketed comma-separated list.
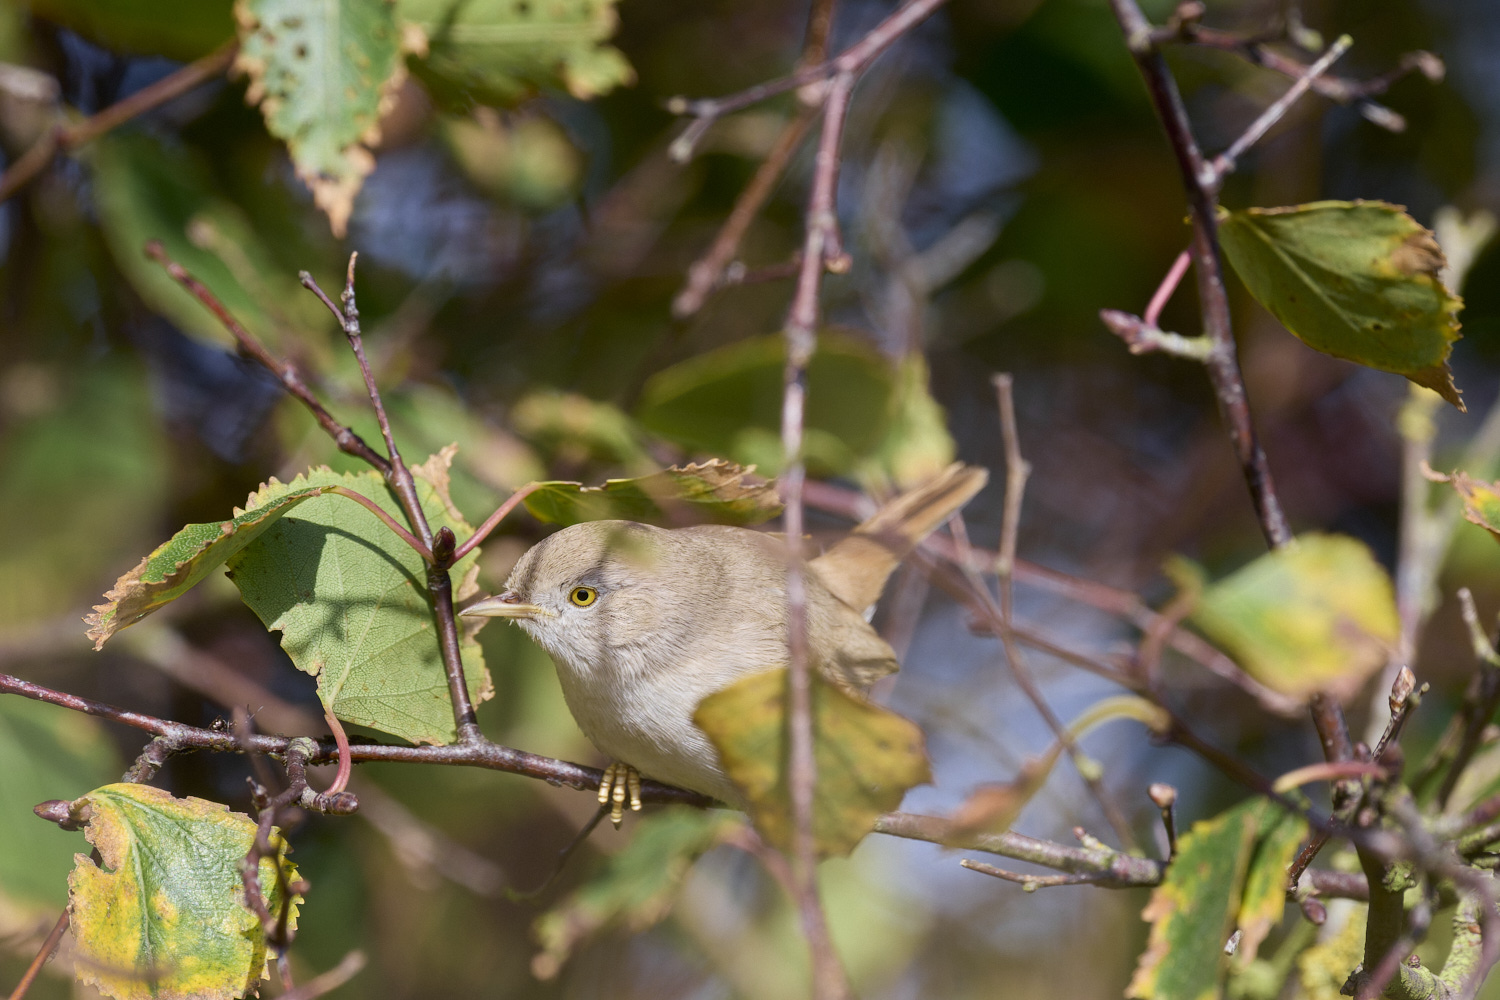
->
[0, 699, 119, 909]
[1177, 534, 1399, 702]
[0, 360, 167, 628]
[399, 0, 633, 103]
[637, 333, 898, 477]
[235, 0, 405, 237]
[1218, 201, 1464, 409]
[1127, 799, 1262, 1000]
[532, 808, 739, 979]
[86, 485, 332, 648]
[694, 667, 931, 858]
[227, 453, 491, 745]
[92, 131, 327, 350]
[24, 0, 232, 58]
[863, 354, 957, 490]
[68, 783, 300, 1000]
[523, 460, 783, 528]
[1234, 807, 1306, 964]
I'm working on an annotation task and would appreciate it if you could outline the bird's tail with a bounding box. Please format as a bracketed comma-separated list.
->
[809, 463, 988, 612]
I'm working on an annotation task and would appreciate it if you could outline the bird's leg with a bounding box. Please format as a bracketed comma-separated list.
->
[597, 762, 644, 827]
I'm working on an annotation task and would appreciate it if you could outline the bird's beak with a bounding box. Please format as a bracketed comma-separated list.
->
[460, 591, 547, 619]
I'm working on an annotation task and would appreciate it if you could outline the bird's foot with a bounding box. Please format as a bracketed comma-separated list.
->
[598, 762, 643, 828]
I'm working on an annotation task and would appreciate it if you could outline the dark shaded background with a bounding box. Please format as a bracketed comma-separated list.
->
[2, 0, 1499, 996]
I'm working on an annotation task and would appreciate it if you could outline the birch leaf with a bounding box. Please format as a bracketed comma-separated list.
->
[227, 450, 491, 745]
[1219, 201, 1464, 409]
[67, 783, 299, 1000]
[234, 0, 405, 236]
[694, 667, 930, 858]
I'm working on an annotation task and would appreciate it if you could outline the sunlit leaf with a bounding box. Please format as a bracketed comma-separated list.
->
[399, 0, 633, 103]
[637, 333, 898, 477]
[92, 131, 326, 350]
[1127, 798, 1261, 1000]
[1443, 470, 1500, 544]
[523, 461, 782, 528]
[441, 114, 583, 210]
[862, 354, 957, 490]
[227, 449, 492, 745]
[1234, 806, 1306, 964]
[694, 667, 930, 858]
[86, 486, 332, 649]
[0, 699, 119, 909]
[1218, 201, 1464, 409]
[531, 808, 738, 979]
[1185, 534, 1398, 702]
[68, 783, 300, 1000]
[25, 0, 232, 59]
[234, 0, 406, 236]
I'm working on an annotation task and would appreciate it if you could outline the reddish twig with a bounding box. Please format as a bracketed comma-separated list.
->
[5, 910, 69, 1000]
[145, 242, 390, 473]
[453, 482, 543, 563]
[0, 43, 237, 204]
[325, 486, 432, 561]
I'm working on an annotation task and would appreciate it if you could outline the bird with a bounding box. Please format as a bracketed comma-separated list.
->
[460, 463, 987, 822]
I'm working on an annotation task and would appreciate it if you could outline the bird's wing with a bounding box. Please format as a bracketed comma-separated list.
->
[809, 463, 988, 613]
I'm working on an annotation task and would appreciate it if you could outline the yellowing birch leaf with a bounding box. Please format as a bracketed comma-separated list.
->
[86, 486, 332, 648]
[67, 783, 299, 1000]
[694, 667, 930, 857]
[1187, 534, 1398, 702]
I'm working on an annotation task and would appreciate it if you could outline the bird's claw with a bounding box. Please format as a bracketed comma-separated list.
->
[598, 762, 643, 827]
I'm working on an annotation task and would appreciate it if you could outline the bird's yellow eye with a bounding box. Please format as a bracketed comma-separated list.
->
[569, 586, 598, 607]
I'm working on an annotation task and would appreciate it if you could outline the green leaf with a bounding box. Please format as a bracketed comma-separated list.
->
[1127, 799, 1263, 1000]
[523, 461, 783, 528]
[1442, 470, 1500, 544]
[226, 449, 492, 745]
[399, 0, 633, 104]
[861, 353, 957, 490]
[86, 486, 333, 649]
[25, 0, 232, 59]
[531, 808, 738, 979]
[1234, 807, 1307, 964]
[67, 783, 300, 1000]
[92, 131, 327, 350]
[1218, 201, 1464, 410]
[0, 699, 119, 909]
[694, 667, 931, 858]
[234, 0, 405, 236]
[1186, 534, 1398, 702]
[637, 333, 898, 477]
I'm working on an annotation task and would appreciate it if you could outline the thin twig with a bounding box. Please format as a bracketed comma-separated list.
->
[274, 950, 366, 1000]
[5, 910, 69, 1000]
[1206, 33, 1352, 186]
[145, 242, 390, 473]
[325, 486, 432, 561]
[779, 67, 857, 1000]
[1143, 249, 1191, 328]
[959, 860, 1105, 889]
[0, 43, 237, 204]
[991, 374, 1031, 625]
[452, 482, 543, 564]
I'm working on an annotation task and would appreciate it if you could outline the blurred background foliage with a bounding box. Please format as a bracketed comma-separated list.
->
[0, 0, 1498, 997]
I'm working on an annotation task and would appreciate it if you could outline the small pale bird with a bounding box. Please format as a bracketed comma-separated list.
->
[461, 463, 987, 819]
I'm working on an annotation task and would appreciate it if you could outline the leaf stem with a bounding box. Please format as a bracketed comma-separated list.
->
[452, 482, 543, 564]
[325, 486, 432, 561]
[5, 910, 69, 1000]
